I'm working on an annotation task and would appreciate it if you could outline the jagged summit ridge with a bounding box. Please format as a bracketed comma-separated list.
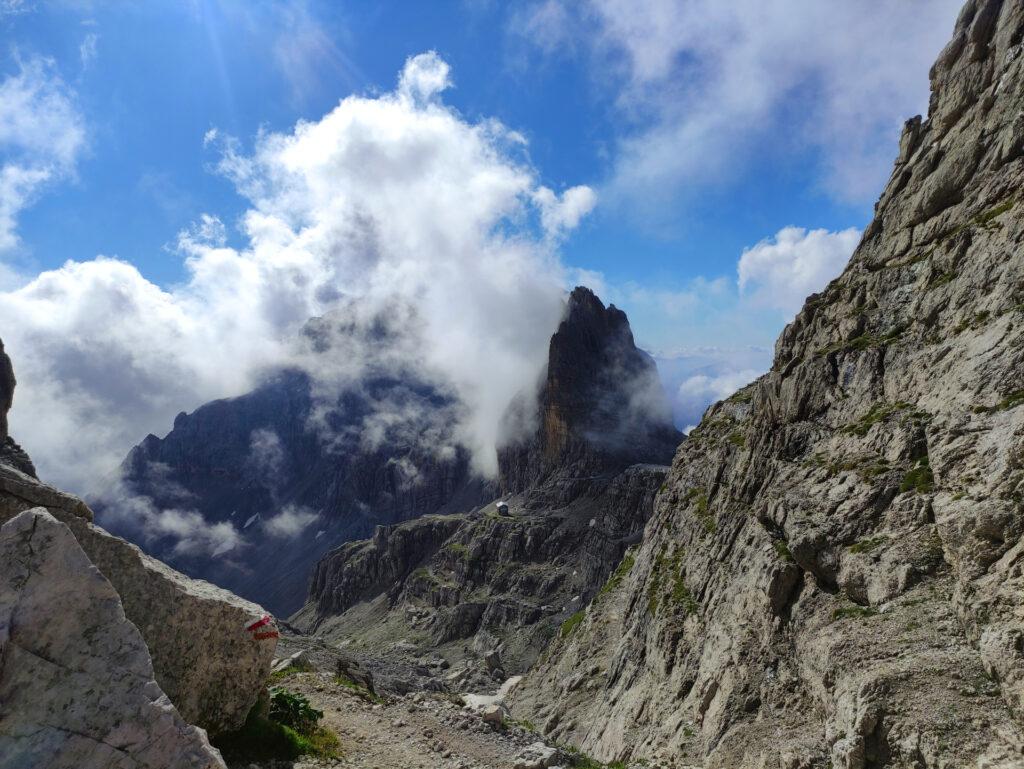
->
[498, 286, 680, 500]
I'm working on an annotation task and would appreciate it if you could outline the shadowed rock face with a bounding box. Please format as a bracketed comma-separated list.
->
[498, 287, 681, 504]
[0, 337, 12, 442]
[511, 2, 1024, 766]
[0, 508, 225, 769]
[296, 289, 681, 674]
[0, 337, 36, 478]
[100, 314, 493, 616]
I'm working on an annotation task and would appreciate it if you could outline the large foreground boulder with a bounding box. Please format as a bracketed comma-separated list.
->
[0, 508, 225, 769]
[0, 463, 276, 735]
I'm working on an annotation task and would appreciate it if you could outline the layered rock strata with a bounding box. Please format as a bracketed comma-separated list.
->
[0, 508, 225, 769]
[511, 2, 1024, 766]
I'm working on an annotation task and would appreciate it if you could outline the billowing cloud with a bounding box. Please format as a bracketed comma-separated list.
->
[675, 368, 763, 430]
[263, 505, 319, 539]
[534, 185, 598, 238]
[0, 56, 85, 252]
[586, 224, 859, 424]
[738, 226, 861, 317]
[515, 0, 961, 209]
[2, 53, 596, 497]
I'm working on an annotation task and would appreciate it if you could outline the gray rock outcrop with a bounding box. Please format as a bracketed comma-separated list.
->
[511, 1, 1024, 766]
[0, 337, 36, 478]
[0, 461, 276, 736]
[0, 508, 225, 769]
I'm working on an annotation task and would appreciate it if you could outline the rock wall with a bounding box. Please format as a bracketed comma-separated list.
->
[0, 462, 275, 736]
[0, 337, 36, 477]
[511, 2, 1024, 767]
[498, 286, 680, 500]
[0, 508, 225, 769]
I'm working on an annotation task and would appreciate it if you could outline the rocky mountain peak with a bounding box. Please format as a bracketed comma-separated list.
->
[498, 286, 680, 497]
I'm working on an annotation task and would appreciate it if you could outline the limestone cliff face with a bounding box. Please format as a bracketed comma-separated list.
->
[511, 2, 1024, 767]
[0, 509, 226, 769]
[498, 286, 680, 501]
[296, 289, 681, 673]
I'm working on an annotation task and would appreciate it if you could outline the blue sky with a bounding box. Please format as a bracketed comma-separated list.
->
[0, 0, 962, 490]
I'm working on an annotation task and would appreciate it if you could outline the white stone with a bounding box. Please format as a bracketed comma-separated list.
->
[0, 508, 225, 769]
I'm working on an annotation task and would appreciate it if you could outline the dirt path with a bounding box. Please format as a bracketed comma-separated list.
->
[258, 670, 545, 769]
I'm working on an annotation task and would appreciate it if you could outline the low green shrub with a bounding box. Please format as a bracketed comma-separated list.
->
[269, 687, 323, 735]
[561, 610, 585, 638]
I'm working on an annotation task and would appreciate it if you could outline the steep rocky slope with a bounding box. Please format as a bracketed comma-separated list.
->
[511, 2, 1024, 767]
[0, 509, 224, 769]
[0, 339, 276, 739]
[294, 288, 681, 677]
[102, 308, 491, 615]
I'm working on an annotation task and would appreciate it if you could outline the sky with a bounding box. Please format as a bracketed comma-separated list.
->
[0, 0, 964, 494]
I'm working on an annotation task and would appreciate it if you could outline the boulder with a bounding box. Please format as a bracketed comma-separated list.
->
[0, 463, 276, 735]
[481, 703, 507, 726]
[0, 508, 225, 769]
[272, 649, 316, 674]
[513, 741, 560, 769]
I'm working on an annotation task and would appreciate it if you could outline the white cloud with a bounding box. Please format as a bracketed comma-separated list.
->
[100, 480, 245, 558]
[263, 505, 319, 539]
[398, 51, 452, 104]
[534, 184, 597, 238]
[0, 56, 85, 251]
[675, 368, 762, 423]
[516, 0, 961, 209]
[79, 33, 98, 69]
[0, 0, 28, 16]
[578, 223, 859, 425]
[2, 53, 595, 495]
[738, 226, 861, 317]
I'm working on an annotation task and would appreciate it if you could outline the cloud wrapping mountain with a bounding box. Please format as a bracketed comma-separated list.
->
[0, 52, 592, 494]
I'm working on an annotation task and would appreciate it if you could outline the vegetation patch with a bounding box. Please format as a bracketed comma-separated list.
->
[558, 743, 626, 769]
[926, 270, 955, 290]
[848, 535, 888, 554]
[560, 610, 586, 639]
[972, 389, 1024, 414]
[900, 456, 935, 494]
[727, 430, 746, 448]
[684, 488, 717, 534]
[599, 550, 636, 597]
[334, 673, 383, 704]
[816, 326, 904, 357]
[840, 401, 911, 437]
[269, 665, 302, 682]
[670, 572, 699, 615]
[773, 539, 794, 563]
[975, 197, 1016, 227]
[648, 547, 697, 616]
[445, 542, 470, 559]
[214, 689, 341, 763]
[832, 604, 879, 621]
